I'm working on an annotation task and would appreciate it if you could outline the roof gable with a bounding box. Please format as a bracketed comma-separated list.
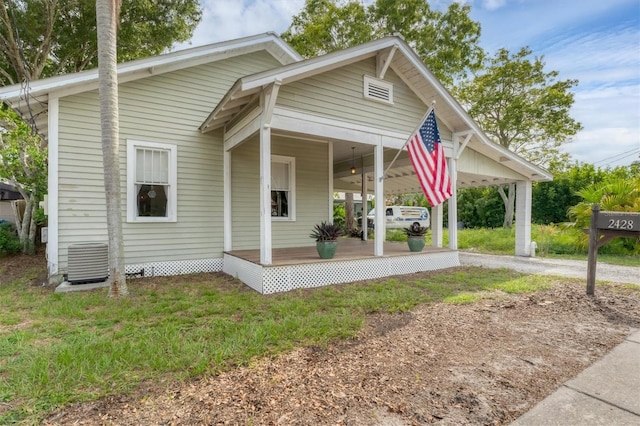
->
[0, 32, 301, 103]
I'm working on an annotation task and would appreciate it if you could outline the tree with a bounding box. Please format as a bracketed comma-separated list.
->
[0, 0, 202, 86]
[0, 0, 200, 260]
[96, 0, 126, 297]
[282, 0, 483, 87]
[455, 47, 582, 227]
[0, 104, 46, 253]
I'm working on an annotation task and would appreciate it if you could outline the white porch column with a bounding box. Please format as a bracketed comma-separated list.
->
[223, 149, 232, 251]
[431, 203, 443, 248]
[361, 168, 368, 241]
[374, 141, 384, 255]
[328, 141, 334, 221]
[258, 82, 280, 265]
[259, 124, 272, 264]
[447, 137, 459, 250]
[515, 180, 533, 256]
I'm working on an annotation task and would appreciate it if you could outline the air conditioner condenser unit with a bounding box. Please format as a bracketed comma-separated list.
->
[67, 243, 109, 284]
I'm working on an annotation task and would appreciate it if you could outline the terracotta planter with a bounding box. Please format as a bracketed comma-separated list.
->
[316, 241, 338, 259]
[407, 236, 426, 252]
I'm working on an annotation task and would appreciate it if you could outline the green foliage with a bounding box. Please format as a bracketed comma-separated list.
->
[567, 175, 640, 253]
[0, 0, 202, 84]
[454, 47, 582, 169]
[333, 202, 345, 228]
[0, 222, 21, 256]
[310, 221, 343, 241]
[0, 267, 557, 423]
[282, 0, 483, 87]
[457, 187, 504, 228]
[0, 105, 47, 197]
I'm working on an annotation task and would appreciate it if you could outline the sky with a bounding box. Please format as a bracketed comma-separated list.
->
[178, 0, 640, 168]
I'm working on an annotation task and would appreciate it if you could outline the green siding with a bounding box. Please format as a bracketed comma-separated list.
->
[231, 136, 329, 250]
[56, 51, 281, 272]
[277, 58, 453, 141]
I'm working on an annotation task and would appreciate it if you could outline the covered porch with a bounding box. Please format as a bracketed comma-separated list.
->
[200, 36, 552, 294]
[223, 239, 460, 294]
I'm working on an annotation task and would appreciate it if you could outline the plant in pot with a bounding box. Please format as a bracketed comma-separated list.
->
[310, 221, 342, 259]
[403, 222, 428, 252]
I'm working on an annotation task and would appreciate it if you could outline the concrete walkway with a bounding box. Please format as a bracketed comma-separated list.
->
[456, 252, 640, 425]
[511, 329, 640, 425]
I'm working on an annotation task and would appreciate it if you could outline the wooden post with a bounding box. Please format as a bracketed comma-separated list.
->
[586, 204, 599, 295]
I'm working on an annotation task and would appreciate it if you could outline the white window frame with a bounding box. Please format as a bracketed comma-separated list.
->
[126, 139, 177, 223]
[271, 155, 295, 221]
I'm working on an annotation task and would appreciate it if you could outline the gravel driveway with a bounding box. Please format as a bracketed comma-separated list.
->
[459, 252, 640, 285]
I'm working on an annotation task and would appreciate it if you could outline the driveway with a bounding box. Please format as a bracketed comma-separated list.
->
[459, 252, 640, 286]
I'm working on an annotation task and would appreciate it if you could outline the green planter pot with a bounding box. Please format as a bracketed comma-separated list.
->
[407, 236, 426, 252]
[316, 241, 338, 259]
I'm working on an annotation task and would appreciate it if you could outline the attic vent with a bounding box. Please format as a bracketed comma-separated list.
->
[68, 243, 109, 284]
[363, 75, 393, 104]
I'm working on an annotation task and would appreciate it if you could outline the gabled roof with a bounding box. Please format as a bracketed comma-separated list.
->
[0, 32, 301, 104]
[201, 35, 552, 184]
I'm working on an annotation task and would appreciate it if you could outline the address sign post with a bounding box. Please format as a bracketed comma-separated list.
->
[586, 204, 640, 295]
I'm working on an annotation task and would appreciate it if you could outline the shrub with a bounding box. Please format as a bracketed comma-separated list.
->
[0, 222, 21, 257]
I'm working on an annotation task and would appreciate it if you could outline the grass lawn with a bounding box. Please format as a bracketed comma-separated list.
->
[0, 266, 555, 424]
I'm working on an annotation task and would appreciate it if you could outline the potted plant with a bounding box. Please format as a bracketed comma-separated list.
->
[403, 222, 428, 252]
[310, 221, 342, 259]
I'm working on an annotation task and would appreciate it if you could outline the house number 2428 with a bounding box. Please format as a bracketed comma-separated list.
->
[607, 219, 634, 230]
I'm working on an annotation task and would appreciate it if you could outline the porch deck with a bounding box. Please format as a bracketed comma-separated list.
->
[224, 239, 460, 294]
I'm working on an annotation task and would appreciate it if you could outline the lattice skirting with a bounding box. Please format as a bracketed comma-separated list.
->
[125, 258, 224, 278]
[224, 251, 460, 294]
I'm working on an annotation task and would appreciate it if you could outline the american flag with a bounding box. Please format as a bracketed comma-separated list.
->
[406, 109, 452, 206]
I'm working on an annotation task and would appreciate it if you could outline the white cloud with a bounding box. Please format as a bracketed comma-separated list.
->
[179, 0, 304, 48]
[481, 0, 509, 11]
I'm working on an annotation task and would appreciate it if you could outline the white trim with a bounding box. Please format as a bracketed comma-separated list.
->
[47, 96, 60, 279]
[374, 141, 384, 256]
[259, 122, 272, 264]
[224, 113, 261, 151]
[328, 142, 334, 221]
[270, 155, 296, 221]
[0, 33, 301, 102]
[223, 150, 232, 251]
[237, 37, 398, 92]
[126, 140, 178, 223]
[447, 155, 458, 251]
[431, 203, 443, 248]
[376, 45, 397, 79]
[271, 107, 408, 147]
[515, 180, 533, 256]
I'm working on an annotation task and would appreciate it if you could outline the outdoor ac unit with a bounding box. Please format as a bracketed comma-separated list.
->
[67, 243, 109, 284]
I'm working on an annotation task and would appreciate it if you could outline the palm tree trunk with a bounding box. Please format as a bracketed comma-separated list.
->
[96, 0, 127, 296]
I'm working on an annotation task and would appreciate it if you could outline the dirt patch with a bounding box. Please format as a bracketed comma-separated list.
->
[45, 280, 640, 425]
[0, 250, 47, 287]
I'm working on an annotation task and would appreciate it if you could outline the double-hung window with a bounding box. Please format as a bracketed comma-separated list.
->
[271, 155, 295, 221]
[127, 140, 177, 222]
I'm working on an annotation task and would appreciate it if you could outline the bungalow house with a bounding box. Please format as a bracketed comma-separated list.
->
[0, 33, 551, 293]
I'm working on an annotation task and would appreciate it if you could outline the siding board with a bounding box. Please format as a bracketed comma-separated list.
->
[56, 51, 281, 272]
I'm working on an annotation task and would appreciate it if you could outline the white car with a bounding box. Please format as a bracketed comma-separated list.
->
[363, 206, 430, 229]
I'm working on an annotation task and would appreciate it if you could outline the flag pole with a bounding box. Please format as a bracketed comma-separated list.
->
[380, 101, 436, 181]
